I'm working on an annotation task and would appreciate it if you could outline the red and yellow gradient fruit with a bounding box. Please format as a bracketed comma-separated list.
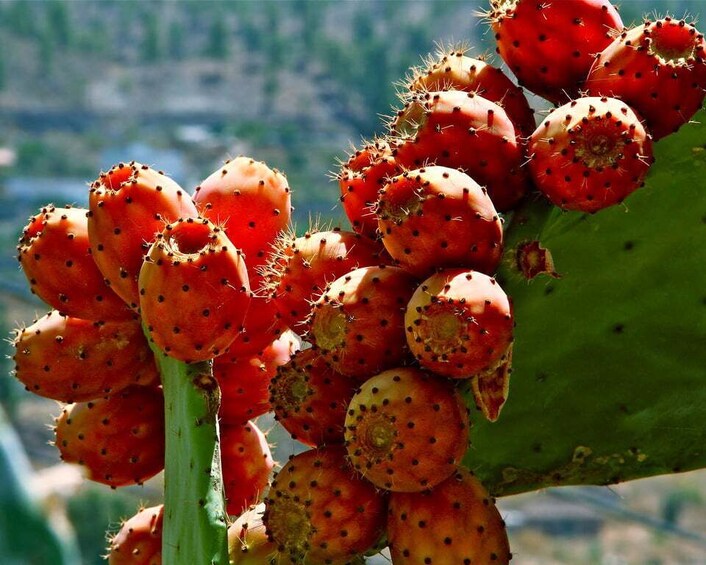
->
[55, 385, 165, 488]
[88, 161, 198, 311]
[405, 269, 514, 379]
[490, 0, 623, 103]
[387, 468, 511, 564]
[586, 16, 706, 140]
[108, 504, 163, 565]
[139, 217, 251, 363]
[270, 348, 357, 446]
[263, 446, 387, 564]
[528, 97, 654, 213]
[307, 265, 417, 379]
[377, 166, 503, 277]
[18, 205, 134, 321]
[344, 366, 469, 492]
[221, 421, 274, 517]
[13, 311, 158, 403]
[194, 156, 291, 275]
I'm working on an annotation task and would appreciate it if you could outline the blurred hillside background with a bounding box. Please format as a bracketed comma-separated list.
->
[1, 0, 705, 563]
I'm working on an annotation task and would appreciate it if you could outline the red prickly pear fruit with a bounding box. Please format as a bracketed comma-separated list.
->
[585, 17, 706, 140]
[262, 445, 387, 564]
[228, 505, 366, 565]
[264, 227, 387, 331]
[221, 421, 275, 517]
[269, 348, 357, 447]
[307, 265, 418, 380]
[138, 217, 251, 363]
[228, 504, 281, 564]
[344, 137, 390, 171]
[225, 273, 290, 358]
[376, 166, 503, 278]
[108, 504, 163, 565]
[194, 156, 292, 275]
[489, 0, 623, 104]
[392, 91, 530, 212]
[216, 330, 300, 426]
[528, 96, 654, 213]
[54, 385, 165, 488]
[344, 366, 470, 493]
[88, 161, 198, 311]
[405, 269, 514, 379]
[387, 467, 511, 565]
[13, 311, 159, 403]
[17, 206, 134, 322]
[407, 47, 536, 137]
[338, 139, 404, 239]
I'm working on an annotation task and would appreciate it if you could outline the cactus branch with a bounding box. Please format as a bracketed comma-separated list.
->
[465, 111, 706, 495]
[151, 344, 229, 564]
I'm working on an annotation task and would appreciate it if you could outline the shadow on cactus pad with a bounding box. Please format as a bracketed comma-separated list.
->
[465, 108, 706, 496]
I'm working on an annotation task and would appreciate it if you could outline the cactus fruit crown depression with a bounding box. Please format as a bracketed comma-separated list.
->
[11, 1, 706, 564]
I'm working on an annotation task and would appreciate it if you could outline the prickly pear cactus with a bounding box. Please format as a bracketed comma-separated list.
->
[9, 3, 706, 561]
[153, 352, 229, 564]
[465, 108, 706, 496]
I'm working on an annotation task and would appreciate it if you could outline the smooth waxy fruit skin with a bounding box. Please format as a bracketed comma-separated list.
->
[88, 161, 198, 311]
[139, 217, 252, 363]
[585, 17, 706, 140]
[490, 0, 623, 103]
[265, 228, 385, 331]
[307, 265, 418, 380]
[194, 156, 292, 274]
[263, 446, 387, 564]
[17, 205, 134, 321]
[405, 269, 513, 379]
[270, 348, 357, 447]
[54, 385, 165, 488]
[387, 467, 511, 565]
[528, 96, 654, 213]
[392, 90, 530, 211]
[13, 311, 158, 403]
[344, 366, 470, 493]
[377, 166, 503, 278]
[108, 504, 163, 565]
[221, 421, 275, 517]
[407, 48, 536, 137]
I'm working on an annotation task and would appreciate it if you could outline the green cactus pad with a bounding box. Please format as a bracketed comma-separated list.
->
[153, 351, 229, 564]
[465, 109, 706, 496]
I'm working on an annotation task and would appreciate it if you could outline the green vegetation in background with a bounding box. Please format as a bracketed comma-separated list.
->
[0, 0, 445, 136]
[141, 12, 162, 63]
[46, 0, 72, 49]
[205, 14, 229, 60]
[68, 486, 148, 565]
[0, 405, 81, 564]
[0, 42, 6, 91]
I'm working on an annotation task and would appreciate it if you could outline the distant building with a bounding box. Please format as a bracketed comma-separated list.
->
[499, 490, 606, 538]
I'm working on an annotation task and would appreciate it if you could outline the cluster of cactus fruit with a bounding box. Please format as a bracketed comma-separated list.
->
[9, 1, 706, 563]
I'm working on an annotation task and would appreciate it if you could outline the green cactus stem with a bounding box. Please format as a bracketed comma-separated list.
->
[150, 348, 229, 564]
[464, 109, 706, 496]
